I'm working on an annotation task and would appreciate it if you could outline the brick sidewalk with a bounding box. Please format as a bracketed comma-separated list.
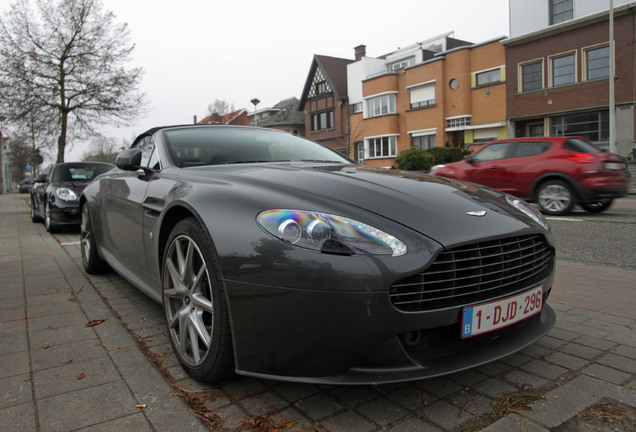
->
[1, 192, 635, 431]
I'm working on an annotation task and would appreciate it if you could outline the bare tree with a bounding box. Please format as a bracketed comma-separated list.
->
[206, 99, 236, 116]
[0, 0, 147, 163]
[81, 136, 122, 163]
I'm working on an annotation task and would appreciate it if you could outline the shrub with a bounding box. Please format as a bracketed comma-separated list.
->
[395, 147, 471, 171]
[394, 147, 435, 171]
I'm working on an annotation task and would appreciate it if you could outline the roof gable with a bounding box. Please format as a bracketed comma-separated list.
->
[299, 55, 353, 110]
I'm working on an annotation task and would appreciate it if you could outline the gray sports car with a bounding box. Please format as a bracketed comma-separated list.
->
[80, 125, 556, 384]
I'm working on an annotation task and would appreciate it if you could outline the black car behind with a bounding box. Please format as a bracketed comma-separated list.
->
[31, 162, 114, 232]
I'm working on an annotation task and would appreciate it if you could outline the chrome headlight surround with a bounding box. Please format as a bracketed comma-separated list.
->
[55, 187, 79, 202]
[506, 195, 549, 230]
[257, 209, 407, 256]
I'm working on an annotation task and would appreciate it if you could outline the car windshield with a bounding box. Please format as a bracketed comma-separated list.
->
[163, 127, 352, 167]
[51, 164, 113, 183]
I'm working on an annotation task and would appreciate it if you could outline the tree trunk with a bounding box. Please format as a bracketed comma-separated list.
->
[56, 111, 68, 163]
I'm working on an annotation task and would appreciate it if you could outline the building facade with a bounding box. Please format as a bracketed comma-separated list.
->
[347, 35, 507, 167]
[505, 1, 635, 157]
[248, 97, 305, 136]
[299, 55, 354, 154]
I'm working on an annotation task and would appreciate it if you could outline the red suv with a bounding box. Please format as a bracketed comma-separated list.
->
[430, 137, 629, 215]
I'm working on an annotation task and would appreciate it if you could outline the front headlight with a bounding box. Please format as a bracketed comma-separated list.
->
[257, 210, 407, 256]
[506, 195, 549, 230]
[55, 187, 79, 202]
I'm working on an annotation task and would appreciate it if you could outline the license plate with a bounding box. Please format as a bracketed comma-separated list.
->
[604, 162, 624, 170]
[461, 286, 543, 338]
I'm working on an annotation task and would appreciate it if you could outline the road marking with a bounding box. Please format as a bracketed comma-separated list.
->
[60, 241, 81, 246]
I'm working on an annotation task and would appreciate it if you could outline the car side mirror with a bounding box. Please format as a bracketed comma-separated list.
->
[116, 149, 142, 171]
[465, 155, 474, 164]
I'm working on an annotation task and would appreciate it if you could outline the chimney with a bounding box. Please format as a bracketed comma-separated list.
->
[194, 115, 198, 124]
[354, 45, 366, 61]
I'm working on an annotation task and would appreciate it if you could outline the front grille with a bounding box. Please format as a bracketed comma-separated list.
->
[389, 235, 554, 312]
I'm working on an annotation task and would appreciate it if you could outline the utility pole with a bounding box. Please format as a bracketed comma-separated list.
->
[609, 0, 616, 154]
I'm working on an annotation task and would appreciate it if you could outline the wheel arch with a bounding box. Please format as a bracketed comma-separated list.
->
[157, 203, 212, 274]
[531, 173, 581, 203]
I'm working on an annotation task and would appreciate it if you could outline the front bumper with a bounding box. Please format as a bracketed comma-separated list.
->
[50, 203, 81, 226]
[225, 274, 555, 385]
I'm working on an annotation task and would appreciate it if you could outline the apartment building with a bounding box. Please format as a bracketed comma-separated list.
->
[347, 34, 507, 167]
[504, 0, 635, 157]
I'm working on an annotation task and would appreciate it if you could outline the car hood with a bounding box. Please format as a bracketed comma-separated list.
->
[50, 181, 91, 193]
[187, 164, 543, 248]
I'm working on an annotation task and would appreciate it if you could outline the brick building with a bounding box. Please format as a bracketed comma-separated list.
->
[347, 34, 507, 167]
[299, 55, 354, 154]
[504, 1, 636, 157]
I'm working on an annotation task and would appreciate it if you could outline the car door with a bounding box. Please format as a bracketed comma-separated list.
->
[503, 141, 554, 197]
[467, 142, 514, 191]
[100, 137, 157, 277]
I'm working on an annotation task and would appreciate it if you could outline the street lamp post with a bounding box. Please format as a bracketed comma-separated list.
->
[250, 98, 260, 127]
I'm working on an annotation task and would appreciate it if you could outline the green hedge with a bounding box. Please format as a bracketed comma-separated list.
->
[395, 147, 471, 171]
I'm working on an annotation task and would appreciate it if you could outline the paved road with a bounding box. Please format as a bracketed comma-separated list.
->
[545, 197, 636, 270]
[1, 193, 635, 431]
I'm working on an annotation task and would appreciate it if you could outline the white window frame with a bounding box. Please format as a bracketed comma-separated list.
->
[473, 66, 504, 87]
[407, 80, 436, 109]
[364, 92, 397, 119]
[365, 134, 398, 159]
[409, 129, 437, 149]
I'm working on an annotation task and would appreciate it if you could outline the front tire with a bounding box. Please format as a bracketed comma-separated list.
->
[162, 218, 233, 383]
[80, 205, 107, 274]
[536, 180, 575, 216]
[44, 201, 57, 232]
[580, 199, 613, 213]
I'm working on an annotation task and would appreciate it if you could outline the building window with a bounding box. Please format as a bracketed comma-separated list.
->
[585, 46, 610, 80]
[352, 103, 363, 114]
[388, 57, 414, 72]
[550, 110, 609, 142]
[366, 136, 397, 158]
[317, 81, 327, 94]
[475, 69, 501, 87]
[521, 61, 543, 92]
[550, 0, 573, 25]
[311, 110, 335, 131]
[412, 134, 436, 149]
[446, 116, 471, 128]
[354, 142, 364, 163]
[366, 93, 396, 118]
[408, 83, 435, 109]
[551, 53, 576, 86]
[449, 79, 459, 90]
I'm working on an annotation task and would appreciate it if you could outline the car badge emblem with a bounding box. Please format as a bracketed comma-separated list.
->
[467, 210, 487, 217]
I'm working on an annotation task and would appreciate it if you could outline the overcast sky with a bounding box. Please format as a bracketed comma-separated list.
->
[1, 0, 510, 160]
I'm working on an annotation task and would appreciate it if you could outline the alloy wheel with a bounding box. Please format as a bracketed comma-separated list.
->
[163, 234, 215, 367]
[537, 182, 573, 215]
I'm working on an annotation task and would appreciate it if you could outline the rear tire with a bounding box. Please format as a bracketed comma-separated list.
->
[31, 198, 42, 223]
[580, 199, 613, 213]
[162, 218, 234, 383]
[80, 205, 107, 274]
[536, 180, 575, 216]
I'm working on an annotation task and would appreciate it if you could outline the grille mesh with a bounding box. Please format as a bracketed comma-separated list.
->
[389, 235, 554, 312]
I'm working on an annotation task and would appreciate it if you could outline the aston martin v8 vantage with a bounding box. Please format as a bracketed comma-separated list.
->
[80, 125, 556, 384]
